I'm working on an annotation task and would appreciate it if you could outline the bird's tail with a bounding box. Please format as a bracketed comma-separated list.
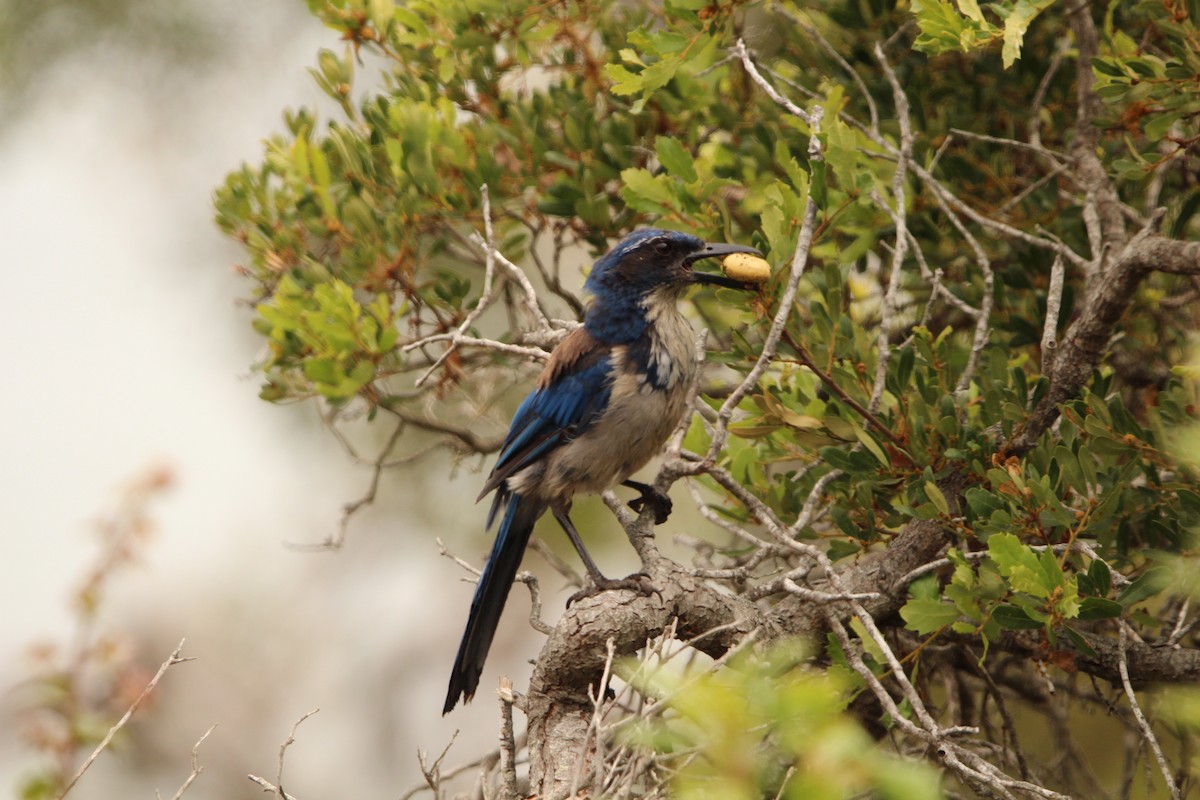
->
[444, 489, 545, 714]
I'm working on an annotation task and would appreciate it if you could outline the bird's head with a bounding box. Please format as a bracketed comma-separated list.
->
[584, 228, 762, 300]
[581, 228, 763, 343]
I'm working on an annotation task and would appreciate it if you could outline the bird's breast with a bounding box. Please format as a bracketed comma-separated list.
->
[532, 308, 698, 501]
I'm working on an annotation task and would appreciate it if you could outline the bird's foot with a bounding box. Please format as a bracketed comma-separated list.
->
[627, 486, 673, 524]
[567, 572, 660, 606]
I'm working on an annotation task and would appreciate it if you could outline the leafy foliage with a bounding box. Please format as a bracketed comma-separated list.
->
[623, 642, 941, 800]
[216, 0, 1200, 795]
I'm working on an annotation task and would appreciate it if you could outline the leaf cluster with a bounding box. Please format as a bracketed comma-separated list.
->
[623, 642, 941, 800]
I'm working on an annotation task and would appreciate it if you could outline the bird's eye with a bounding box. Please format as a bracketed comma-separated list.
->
[654, 240, 671, 255]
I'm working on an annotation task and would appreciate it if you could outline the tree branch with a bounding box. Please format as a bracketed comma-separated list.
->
[524, 550, 763, 797]
[1005, 210, 1199, 456]
[1065, 0, 1127, 274]
[58, 640, 191, 800]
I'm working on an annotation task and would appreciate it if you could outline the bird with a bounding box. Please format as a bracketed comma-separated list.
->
[443, 228, 762, 713]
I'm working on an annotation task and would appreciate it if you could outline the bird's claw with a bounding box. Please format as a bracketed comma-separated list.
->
[567, 572, 661, 607]
[627, 487, 673, 524]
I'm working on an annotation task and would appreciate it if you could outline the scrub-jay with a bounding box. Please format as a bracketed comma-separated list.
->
[443, 228, 761, 713]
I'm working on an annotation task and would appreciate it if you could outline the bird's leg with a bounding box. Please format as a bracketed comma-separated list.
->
[551, 504, 659, 606]
[621, 479, 673, 524]
[551, 503, 609, 586]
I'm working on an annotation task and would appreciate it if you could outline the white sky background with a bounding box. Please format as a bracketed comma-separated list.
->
[0, 3, 545, 795]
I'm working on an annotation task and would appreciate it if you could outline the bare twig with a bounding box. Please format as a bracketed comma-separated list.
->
[785, 468, 844, 539]
[247, 775, 297, 800]
[1029, 38, 1069, 152]
[58, 639, 192, 800]
[466, 235, 552, 333]
[900, 144, 1000, 401]
[437, 536, 484, 577]
[1119, 624, 1180, 800]
[528, 536, 585, 588]
[910, 157, 1088, 269]
[161, 724, 217, 800]
[782, 330, 907, 450]
[1041, 255, 1066, 380]
[682, 476, 769, 550]
[948, 127, 1068, 159]
[905, 229, 982, 321]
[573, 638, 617, 798]
[996, 162, 1072, 217]
[781, 578, 880, 602]
[498, 677, 520, 800]
[516, 570, 555, 635]
[972, 663, 1031, 780]
[247, 708, 320, 800]
[398, 731, 482, 800]
[1005, 210, 1199, 455]
[289, 417, 408, 551]
[705, 194, 819, 462]
[1065, 0, 1127, 277]
[868, 43, 912, 415]
[402, 331, 551, 364]
[733, 39, 815, 125]
[1166, 599, 1195, 647]
[413, 185, 508, 387]
[777, 6, 878, 130]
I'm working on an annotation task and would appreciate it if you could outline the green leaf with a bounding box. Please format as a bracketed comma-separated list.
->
[826, 538, 861, 561]
[901, 597, 960, 634]
[1062, 625, 1098, 657]
[896, 346, 915, 390]
[988, 533, 1051, 598]
[1117, 566, 1170, 607]
[854, 424, 890, 467]
[924, 481, 951, 517]
[964, 488, 1005, 520]
[819, 446, 858, 473]
[1144, 111, 1184, 141]
[655, 137, 698, 183]
[810, 158, 828, 209]
[1037, 550, 1067, 594]
[955, 0, 985, 20]
[1077, 597, 1123, 620]
[1087, 558, 1112, 597]
[1052, 445, 1086, 494]
[620, 167, 677, 214]
[304, 357, 342, 385]
[605, 63, 644, 96]
[992, 604, 1044, 630]
[368, 0, 395, 32]
[909, 574, 941, 601]
[310, 145, 336, 219]
[912, 0, 997, 54]
[1001, 0, 1054, 68]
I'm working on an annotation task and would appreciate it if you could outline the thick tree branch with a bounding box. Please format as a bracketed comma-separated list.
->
[524, 545, 763, 797]
[1005, 212, 1199, 456]
[522, 468, 1199, 795]
[997, 628, 1200, 687]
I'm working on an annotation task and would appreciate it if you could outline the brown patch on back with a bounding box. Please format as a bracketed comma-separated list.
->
[538, 328, 604, 389]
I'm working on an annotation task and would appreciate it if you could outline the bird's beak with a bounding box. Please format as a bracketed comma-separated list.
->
[687, 242, 763, 289]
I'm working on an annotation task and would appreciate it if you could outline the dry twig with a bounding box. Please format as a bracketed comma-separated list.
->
[247, 708, 319, 800]
[159, 724, 218, 800]
[58, 639, 192, 800]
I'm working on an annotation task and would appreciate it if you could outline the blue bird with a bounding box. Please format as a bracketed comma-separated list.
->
[444, 228, 761, 713]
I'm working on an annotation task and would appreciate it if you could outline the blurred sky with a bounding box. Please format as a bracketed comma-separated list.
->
[0, 2, 550, 795]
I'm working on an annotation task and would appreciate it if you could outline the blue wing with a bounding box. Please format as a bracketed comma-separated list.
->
[477, 329, 614, 513]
